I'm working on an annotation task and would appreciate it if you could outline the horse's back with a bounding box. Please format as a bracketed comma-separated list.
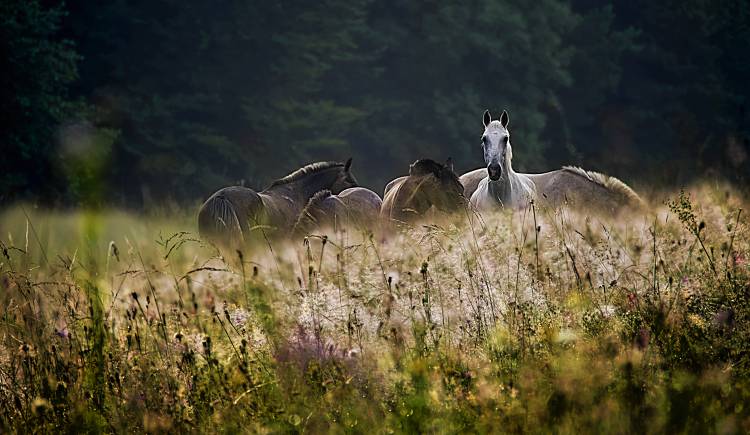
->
[339, 187, 383, 218]
[384, 176, 407, 197]
[380, 176, 431, 223]
[330, 188, 381, 231]
[294, 188, 383, 235]
[528, 167, 643, 213]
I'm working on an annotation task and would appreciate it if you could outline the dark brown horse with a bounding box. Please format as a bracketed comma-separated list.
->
[380, 159, 466, 224]
[292, 187, 383, 236]
[198, 159, 358, 247]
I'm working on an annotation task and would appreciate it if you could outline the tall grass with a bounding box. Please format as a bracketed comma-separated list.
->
[0, 183, 749, 433]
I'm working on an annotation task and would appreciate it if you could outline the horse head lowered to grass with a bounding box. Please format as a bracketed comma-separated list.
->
[198, 159, 358, 248]
[461, 110, 644, 213]
[381, 158, 467, 224]
[292, 187, 383, 237]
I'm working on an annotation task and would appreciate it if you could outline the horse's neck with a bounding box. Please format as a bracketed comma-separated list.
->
[487, 170, 534, 208]
[260, 169, 340, 230]
[487, 177, 512, 206]
[402, 176, 432, 214]
[265, 169, 339, 202]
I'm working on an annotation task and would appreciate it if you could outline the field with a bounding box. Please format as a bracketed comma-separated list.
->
[1, 183, 749, 433]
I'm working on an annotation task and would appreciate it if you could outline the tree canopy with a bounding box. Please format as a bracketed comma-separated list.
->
[2, 0, 748, 206]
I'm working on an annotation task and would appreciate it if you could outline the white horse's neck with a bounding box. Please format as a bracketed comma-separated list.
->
[487, 173, 513, 206]
[472, 168, 536, 210]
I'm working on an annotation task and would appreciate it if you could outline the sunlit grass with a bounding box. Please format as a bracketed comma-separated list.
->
[1, 182, 749, 433]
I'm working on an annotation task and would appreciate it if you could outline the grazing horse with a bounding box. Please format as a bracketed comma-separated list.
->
[381, 158, 466, 223]
[461, 110, 643, 212]
[292, 187, 383, 236]
[198, 159, 358, 247]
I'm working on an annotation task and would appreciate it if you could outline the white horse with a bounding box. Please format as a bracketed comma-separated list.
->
[462, 110, 643, 213]
[468, 110, 536, 210]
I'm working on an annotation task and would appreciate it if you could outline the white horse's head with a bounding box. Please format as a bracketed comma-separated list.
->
[480, 110, 512, 181]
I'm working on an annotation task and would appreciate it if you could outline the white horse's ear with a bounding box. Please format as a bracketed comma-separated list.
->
[483, 110, 492, 128]
[445, 157, 454, 173]
[344, 157, 353, 171]
[500, 110, 509, 128]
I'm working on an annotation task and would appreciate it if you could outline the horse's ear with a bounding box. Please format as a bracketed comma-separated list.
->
[445, 157, 454, 173]
[344, 157, 352, 171]
[500, 110, 509, 128]
[483, 110, 492, 128]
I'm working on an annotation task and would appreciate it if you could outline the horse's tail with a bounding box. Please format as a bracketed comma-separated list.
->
[561, 166, 646, 210]
[198, 192, 244, 247]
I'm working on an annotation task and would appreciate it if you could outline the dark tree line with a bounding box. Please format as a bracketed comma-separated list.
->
[2, 0, 748, 206]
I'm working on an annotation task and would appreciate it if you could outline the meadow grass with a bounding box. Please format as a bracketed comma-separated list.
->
[1, 183, 749, 433]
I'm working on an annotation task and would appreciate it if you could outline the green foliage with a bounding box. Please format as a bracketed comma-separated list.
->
[595, 0, 750, 184]
[3, 1, 749, 205]
[0, 0, 80, 202]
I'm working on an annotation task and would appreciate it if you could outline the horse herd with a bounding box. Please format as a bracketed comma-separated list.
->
[198, 110, 643, 248]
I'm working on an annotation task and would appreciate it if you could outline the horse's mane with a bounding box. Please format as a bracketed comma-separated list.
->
[561, 166, 644, 206]
[304, 189, 333, 211]
[408, 159, 459, 185]
[292, 190, 333, 235]
[409, 159, 444, 176]
[269, 161, 344, 188]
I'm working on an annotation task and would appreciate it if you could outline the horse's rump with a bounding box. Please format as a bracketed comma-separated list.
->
[198, 186, 263, 247]
[338, 187, 383, 227]
[380, 177, 422, 223]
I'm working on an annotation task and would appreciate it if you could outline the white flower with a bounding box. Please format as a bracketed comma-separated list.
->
[555, 328, 578, 344]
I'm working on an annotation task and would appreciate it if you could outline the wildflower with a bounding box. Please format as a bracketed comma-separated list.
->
[636, 327, 650, 349]
[733, 252, 746, 267]
[229, 308, 251, 328]
[688, 314, 707, 329]
[627, 292, 638, 309]
[387, 271, 400, 286]
[555, 329, 578, 344]
[713, 309, 735, 329]
[55, 327, 70, 339]
[600, 305, 616, 318]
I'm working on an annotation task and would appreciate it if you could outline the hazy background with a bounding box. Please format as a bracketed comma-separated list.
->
[2, 0, 749, 208]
